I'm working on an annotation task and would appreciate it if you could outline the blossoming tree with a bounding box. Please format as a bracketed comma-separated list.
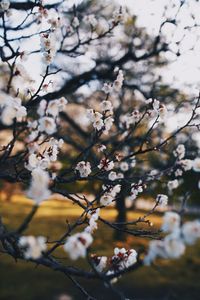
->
[0, 0, 200, 298]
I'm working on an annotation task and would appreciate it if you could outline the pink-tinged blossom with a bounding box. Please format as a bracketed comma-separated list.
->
[111, 248, 137, 270]
[98, 158, 114, 171]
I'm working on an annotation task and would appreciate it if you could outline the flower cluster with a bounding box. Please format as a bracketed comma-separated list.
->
[146, 98, 168, 120]
[111, 247, 137, 271]
[102, 70, 124, 94]
[173, 144, 185, 160]
[75, 161, 92, 177]
[100, 184, 121, 206]
[19, 236, 47, 259]
[193, 157, 200, 172]
[112, 7, 127, 24]
[120, 110, 141, 129]
[144, 211, 200, 265]
[167, 179, 179, 191]
[64, 208, 100, 260]
[40, 33, 57, 65]
[0, 93, 27, 126]
[98, 157, 114, 171]
[63, 232, 93, 260]
[85, 209, 100, 234]
[83, 14, 98, 28]
[92, 247, 137, 274]
[130, 180, 145, 201]
[91, 255, 108, 272]
[26, 138, 63, 203]
[108, 171, 124, 181]
[37, 97, 67, 134]
[27, 167, 51, 203]
[156, 194, 168, 207]
[86, 106, 114, 134]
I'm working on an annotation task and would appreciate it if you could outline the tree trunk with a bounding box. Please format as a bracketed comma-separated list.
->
[114, 186, 128, 241]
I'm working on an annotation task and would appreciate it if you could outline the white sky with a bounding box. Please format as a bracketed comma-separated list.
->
[118, 0, 200, 94]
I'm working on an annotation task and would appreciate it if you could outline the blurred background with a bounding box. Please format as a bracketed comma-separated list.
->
[0, 0, 200, 299]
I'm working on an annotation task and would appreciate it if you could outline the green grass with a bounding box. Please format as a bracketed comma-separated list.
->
[0, 196, 200, 300]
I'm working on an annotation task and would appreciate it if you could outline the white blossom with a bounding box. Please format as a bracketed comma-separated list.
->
[112, 248, 137, 270]
[112, 7, 127, 24]
[156, 194, 168, 207]
[163, 235, 185, 259]
[85, 209, 100, 234]
[37, 99, 47, 117]
[120, 161, 129, 172]
[182, 220, 200, 245]
[104, 116, 114, 134]
[173, 144, 185, 160]
[0, 95, 27, 126]
[179, 159, 193, 171]
[130, 180, 144, 200]
[100, 100, 113, 114]
[108, 171, 117, 181]
[27, 168, 51, 203]
[93, 256, 107, 272]
[19, 236, 47, 259]
[83, 14, 97, 27]
[25, 153, 49, 171]
[193, 157, 200, 172]
[46, 97, 68, 117]
[162, 212, 181, 233]
[102, 83, 113, 94]
[100, 193, 113, 206]
[167, 179, 179, 190]
[144, 240, 166, 265]
[113, 70, 124, 92]
[63, 232, 93, 260]
[130, 156, 136, 168]
[98, 158, 114, 171]
[97, 144, 106, 152]
[72, 16, 80, 28]
[175, 168, 183, 177]
[75, 161, 92, 177]
[100, 184, 121, 206]
[38, 117, 56, 134]
[152, 99, 160, 111]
